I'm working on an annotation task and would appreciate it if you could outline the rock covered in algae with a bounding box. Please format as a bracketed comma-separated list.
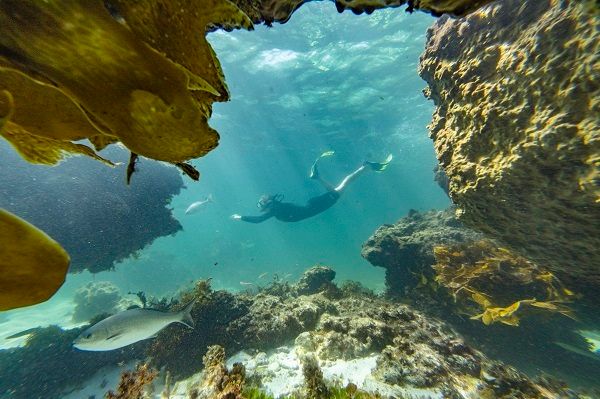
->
[419, 0, 600, 285]
[0, 0, 252, 165]
[0, 143, 183, 273]
[72, 281, 138, 323]
[0, 209, 69, 310]
[295, 265, 337, 295]
[243, 0, 496, 26]
[0, 269, 590, 398]
[361, 208, 482, 295]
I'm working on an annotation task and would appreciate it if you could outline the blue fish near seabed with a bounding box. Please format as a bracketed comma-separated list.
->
[185, 194, 214, 215]
[73, 299, 196, 351]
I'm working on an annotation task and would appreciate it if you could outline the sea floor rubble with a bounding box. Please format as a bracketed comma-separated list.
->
[0, 266, 589, 398]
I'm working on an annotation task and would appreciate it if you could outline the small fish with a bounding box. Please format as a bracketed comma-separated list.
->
[5, 327, 41, 339]
[258, 272, 269, 279]
[73, 299, 196, 351]
[240, 281, 254, 286]
[185, 194, 213, 215]
[554, 342, 600, 362]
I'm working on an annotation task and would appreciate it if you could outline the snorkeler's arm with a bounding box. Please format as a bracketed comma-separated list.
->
[239, 213, 273, 223]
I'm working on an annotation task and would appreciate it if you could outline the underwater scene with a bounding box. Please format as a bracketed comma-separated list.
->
[0, 0, 598, 398]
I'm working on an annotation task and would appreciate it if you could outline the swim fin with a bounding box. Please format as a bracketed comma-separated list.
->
[365, 153, 393, 172]
[309, 150, 335, 179]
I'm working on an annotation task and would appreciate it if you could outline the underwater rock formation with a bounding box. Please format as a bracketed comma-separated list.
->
[0, 144, 183, 273]
[295, 265, 337, 295]
[364, 213, 600, 388]
[234, 0, 497, 26]
[419, 0, 600, 286]
[71, 281, 137, 323]
[361, 208, 481, 295]
[0, 268, 591, 398]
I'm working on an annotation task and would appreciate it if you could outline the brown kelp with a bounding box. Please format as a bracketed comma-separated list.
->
[105, 363, 158, 399]
[432, 240, 576, 326]
[0, 209, 69, 310]
[0, 0, 252, 166]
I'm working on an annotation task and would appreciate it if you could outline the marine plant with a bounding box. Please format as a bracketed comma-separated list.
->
[0, 0, 252, 175]
[0, 324, 148, 399]
[432, 240, 576, 326]
[0, 208, 69, 310]
[147, 281, 251, 378]
[105, 363, 158, 399]
[300, 354, 329, 399]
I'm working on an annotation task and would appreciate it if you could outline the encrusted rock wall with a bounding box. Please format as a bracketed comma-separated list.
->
[0, 144, 183, 273]
[232, 0, 496, 25]
[361, 208, 482, 294]
[419, 0, 600, 285]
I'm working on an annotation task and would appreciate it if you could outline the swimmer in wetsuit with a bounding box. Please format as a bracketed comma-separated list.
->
[231, 152, 392, 224]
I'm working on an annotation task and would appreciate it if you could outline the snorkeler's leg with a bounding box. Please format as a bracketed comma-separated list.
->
[334, 154, 393, 192]
[334, 165, 367, 192]
[316, 175, 336, 192]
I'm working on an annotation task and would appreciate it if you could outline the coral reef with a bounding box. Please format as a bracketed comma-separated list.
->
[2, 267, 595, 398]
[72, 281, 137, 323]
[419, 0, 600, 286]
[105, 363, 157, 399]
[188, 345, 246, 399]
[361, 208, 481, 295]
[0, 144, 183, 273]
[0, 208, 69, 310]
[294, 266, 337, 296]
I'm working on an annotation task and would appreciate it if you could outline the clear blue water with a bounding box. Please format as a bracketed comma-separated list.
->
[35, 4, 448, 300]
[2, 2, 599, 398]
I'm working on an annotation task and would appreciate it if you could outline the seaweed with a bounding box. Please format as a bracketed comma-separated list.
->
[300, 355, 329, 399]
[0, 325, 147, 399]
[0, 0, 253, 166]
[105, 363, 158, 399]
[432, 240, 576, 326]
[0, 208, 69, 310]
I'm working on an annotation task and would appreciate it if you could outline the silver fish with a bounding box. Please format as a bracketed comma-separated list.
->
[73, 299, 196, 351]
[185, 194, 213, 215]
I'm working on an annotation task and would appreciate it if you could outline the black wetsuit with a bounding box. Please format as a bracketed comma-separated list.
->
[240, 191, 341, 223]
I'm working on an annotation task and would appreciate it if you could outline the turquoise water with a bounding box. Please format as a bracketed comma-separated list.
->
[2, 2, 600, 398]
[44, 4, 448, 299]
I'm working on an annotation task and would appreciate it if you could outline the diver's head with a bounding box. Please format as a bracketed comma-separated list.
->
[257, 194, 283, 212]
